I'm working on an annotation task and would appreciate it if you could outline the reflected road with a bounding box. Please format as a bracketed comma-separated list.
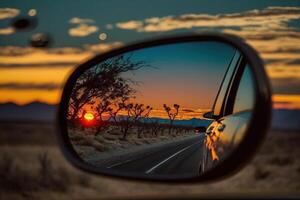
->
[102, 134, 205, 176]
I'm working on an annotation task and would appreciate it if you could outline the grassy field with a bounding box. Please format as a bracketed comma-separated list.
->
[0, 123, 300, 199]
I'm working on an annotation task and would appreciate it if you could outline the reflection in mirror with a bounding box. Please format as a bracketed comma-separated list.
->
[66, 41, 255, 178]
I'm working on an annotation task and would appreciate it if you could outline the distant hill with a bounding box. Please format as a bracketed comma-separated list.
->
[139, 117, 213, 127]
[0, 102, 299, 131]
[271, 109, 300, 131]
[0, 102, 56, 122]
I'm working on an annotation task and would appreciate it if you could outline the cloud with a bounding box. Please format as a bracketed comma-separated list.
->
[0, 8, 19, 20]
[116, 20, 143, 30]
[114, 6, 300, 109]
[0, 42, 123, 67]
[114, 7, 300, 78]
[68, 17, 99, 37]
[271, 78, 300, 95]
[228, 31, 300, 55]
[115, 6, 300, 32]
[0, 42, 124, 105]
[0, 46, 36, 56]
[0, 47, 90, 65]
[114, 6, 300, 81]
[182, 109, 194, 112]
[69, 24, 98, 37]
[69, 17, 94, 24]
[267, 65, 300, 79]
[0, 27, 15, 35]
[0, 63, 76, 69]
[286, 59, 300, 65]
[273, 94, 300, 109]
[0, 82, 61, 90]
[222, 28, 300, 43]
[84, 42, 123, 53]
[0, 8, 19, 35]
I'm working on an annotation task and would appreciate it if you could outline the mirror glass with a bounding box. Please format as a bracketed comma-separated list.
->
[66, 41, 255, 178]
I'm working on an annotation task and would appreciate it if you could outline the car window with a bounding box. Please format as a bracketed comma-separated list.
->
[232, 64, 254, 114]
[213, 50, 241, 117]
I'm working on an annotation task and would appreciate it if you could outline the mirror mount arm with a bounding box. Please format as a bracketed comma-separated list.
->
[203, 111, 219, 120]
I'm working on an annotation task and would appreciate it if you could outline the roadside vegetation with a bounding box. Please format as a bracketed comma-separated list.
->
[0, 151, 90, 198]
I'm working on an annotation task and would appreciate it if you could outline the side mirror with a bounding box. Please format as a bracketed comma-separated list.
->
[57, 33, 271, 182]
[203, 111, 214, 119]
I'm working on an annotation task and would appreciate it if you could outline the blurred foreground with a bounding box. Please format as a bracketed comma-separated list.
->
[0, 122, 300, 199]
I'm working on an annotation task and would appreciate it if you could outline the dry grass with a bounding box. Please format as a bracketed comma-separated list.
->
[69, 126, 192, 155]
[0, 122, 56, 145]
[0, 145, 96, 200]
[0, 123, 300, 199]
[0, 150, 91, 194]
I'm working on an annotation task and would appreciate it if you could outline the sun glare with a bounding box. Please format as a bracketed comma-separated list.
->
[83, 112, 95, 121]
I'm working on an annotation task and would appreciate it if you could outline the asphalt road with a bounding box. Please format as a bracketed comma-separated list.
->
[105, 134, 205, 176]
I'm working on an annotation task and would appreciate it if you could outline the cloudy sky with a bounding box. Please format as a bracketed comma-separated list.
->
[0, 0, 299, 110]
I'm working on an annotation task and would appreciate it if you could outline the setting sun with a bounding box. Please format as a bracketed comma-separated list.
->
[83, 112, 95, 121]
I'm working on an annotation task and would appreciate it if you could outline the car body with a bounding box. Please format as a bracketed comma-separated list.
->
[194, 126, 207, 134]
[201, 50, 255, 173]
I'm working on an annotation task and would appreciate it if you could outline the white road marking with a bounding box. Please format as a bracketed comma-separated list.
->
[107, 159, 133, 168]
[145, 141, 200, 174]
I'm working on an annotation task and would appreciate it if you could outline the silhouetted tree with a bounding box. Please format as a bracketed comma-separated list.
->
[129, 104, 152, 138]
[68, 55, 148, 122]
[107, 97, 128, 125]
[107, 100, 153, 140]
[118, 103, 134, 140]
[94, 100, 111, 135]
[130, 104, 152, 122]
[163, 104, 180, 134]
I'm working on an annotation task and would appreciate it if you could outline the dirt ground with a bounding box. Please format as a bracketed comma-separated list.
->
[0, 123, 300, 199]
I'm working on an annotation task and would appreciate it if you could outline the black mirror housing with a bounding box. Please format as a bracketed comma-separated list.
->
[57, 33, 272, 183]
